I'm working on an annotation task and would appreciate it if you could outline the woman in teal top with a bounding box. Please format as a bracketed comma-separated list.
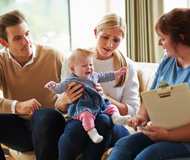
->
[108, 8, 190, 160]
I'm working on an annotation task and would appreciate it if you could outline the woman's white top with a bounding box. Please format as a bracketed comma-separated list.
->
[93, 57, 140, 116]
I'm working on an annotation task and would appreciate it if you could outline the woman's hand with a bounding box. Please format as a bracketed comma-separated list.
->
[95, 83, 128, 115]
[95, 83, 107, 99]
[127, 115, 148, 131]
[56, 82, 84, 111]
[140, 125, 170, 142]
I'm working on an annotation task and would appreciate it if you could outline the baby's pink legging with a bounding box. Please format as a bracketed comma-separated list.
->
[72, 104, 119, 131]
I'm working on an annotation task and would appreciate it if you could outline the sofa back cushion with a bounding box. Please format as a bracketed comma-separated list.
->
[135, 62, 158, 93]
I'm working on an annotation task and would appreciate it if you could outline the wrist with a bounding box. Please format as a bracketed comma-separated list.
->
[114, 71, 119, 79]
[102, 93, 108, 99]
[15, 102, 21, 113]
[56, 99, 67, 112]
[165, 130, 171, 141]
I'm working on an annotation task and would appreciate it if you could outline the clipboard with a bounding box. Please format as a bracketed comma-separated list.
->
[141, 81, 190, 131]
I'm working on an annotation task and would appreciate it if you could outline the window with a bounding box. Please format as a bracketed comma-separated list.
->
[0, 0, 70, 53]
[69, 0, 126, 53]
[164, 0, 190, 13]
[0, 0, 126, 54]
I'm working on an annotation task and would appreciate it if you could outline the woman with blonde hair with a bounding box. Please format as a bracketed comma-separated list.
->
[57, 12, 140, 160]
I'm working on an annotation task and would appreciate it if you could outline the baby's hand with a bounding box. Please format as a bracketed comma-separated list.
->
[114, 67, 128, 78]
[44, 81, 56, 89]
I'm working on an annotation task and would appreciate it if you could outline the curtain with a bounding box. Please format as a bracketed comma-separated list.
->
[125, 0, 165, 63]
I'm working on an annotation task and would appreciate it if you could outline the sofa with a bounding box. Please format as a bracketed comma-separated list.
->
[6, 62, 159, 160]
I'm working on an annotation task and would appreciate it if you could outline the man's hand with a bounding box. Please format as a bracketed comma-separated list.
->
[15, 99, 42, 115]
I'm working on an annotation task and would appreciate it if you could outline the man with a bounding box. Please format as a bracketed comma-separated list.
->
[0, 9, 66, 160]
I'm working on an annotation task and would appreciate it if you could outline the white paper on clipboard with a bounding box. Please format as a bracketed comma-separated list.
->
[141, 81, 190, 131]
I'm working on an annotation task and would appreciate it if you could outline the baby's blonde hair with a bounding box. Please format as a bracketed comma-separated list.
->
[67, 48, 94, 68]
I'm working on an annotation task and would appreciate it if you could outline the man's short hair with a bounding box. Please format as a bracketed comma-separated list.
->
[0, 9, 27, 42]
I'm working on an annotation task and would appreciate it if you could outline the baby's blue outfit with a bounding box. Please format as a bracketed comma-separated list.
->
[49, 72, 116, 117]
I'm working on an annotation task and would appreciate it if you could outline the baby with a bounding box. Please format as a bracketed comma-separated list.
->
[45, 48, 131, 143]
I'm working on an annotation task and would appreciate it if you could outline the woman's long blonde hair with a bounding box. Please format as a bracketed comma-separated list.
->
[95, 12, 128, 87]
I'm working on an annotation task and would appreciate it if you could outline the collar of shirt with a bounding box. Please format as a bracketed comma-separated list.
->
[7, 43, 36, 68]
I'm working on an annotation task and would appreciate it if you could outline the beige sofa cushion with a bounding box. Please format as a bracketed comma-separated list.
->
[135, 62, 158, 92]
